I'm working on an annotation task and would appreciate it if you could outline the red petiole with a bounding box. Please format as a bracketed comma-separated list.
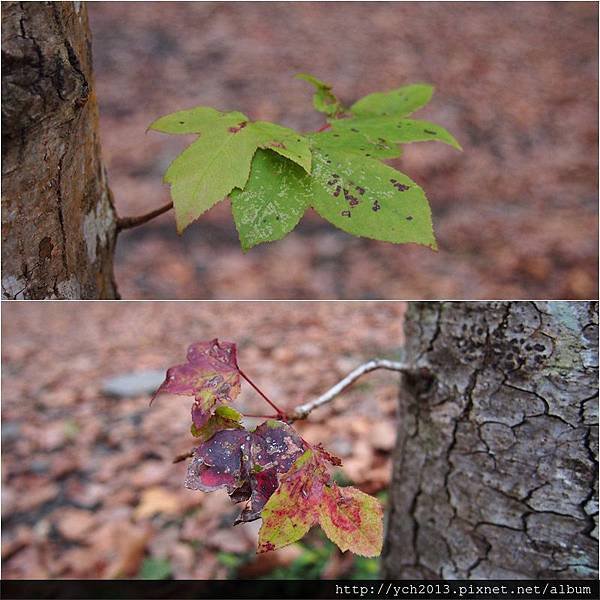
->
[238, 368, 287, 419]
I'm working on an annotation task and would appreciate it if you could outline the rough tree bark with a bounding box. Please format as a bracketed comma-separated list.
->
[2, 1, 117, 299]
[383, 302, 598, 579]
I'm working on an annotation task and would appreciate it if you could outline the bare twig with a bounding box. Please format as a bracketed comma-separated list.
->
[116, 201, 174, 232]
[173, 449, 195, 464]
[290, 358, 410, 421]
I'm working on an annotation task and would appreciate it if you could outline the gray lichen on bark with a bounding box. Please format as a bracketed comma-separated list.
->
[382, 302, 598, 579]
[2, 1, 117, 299]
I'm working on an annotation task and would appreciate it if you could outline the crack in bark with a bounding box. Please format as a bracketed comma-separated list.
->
[55, 150, 69, 273]
[383, 302, 599, 579]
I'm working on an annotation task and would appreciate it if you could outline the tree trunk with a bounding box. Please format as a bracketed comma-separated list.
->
[2, 1, 117, 299]
[383, 302, 598, 579]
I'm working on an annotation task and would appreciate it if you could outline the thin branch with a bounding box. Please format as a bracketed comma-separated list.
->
[173, 448, 195, 464]
[290, 358, 410, 421]
[116, 201, 174, 232]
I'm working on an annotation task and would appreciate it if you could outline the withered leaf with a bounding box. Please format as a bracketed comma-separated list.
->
[153, 339, 241, 428]
[185, 421, 307, 524]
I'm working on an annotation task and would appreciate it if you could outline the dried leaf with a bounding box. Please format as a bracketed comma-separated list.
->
[135, 487, 181, 519]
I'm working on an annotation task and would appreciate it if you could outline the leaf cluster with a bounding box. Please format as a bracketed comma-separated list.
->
[154, 339, 384, 556]
[150, 74, 460, 250]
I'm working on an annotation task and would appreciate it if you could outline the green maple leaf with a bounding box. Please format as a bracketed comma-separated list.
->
[151, 76, 461, 249]
[258, 449, 384, 557]
[310, 128, 402, 160]
[230, 149, 314, 251]
[233, 136, 437, 250]
[149, 107, 312, 233]
[309, 147, 437, 248]
[349, 83, 434, 118]
[296, 73, 346, 118]
[329, 116, 462, 150]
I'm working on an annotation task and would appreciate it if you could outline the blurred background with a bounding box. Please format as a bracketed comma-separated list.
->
[89, 1, 598, 300]
[2, 301, 405, 579]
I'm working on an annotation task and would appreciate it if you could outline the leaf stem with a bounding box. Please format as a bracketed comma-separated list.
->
[173, 449, 195, 464]
[116, 201, 174, 232]
[241, 413, 281, 420]
[238, 368, 287, 418]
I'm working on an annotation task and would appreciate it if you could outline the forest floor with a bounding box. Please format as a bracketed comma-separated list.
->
[2, 302, 405, 578]
[88, 1, 598, 300]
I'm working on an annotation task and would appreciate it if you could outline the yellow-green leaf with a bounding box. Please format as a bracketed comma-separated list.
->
[350, 84, 434, 118]
[296, 73, 346, 118]
[149, 108, 311, 233]
[310, 149, 437, 249]
[318, 485, 384, 557]
[190, 405, 244, 442]
[258, 449, 384, 557]
[231, 149, 313, 251]
[330, 116, 462, 151]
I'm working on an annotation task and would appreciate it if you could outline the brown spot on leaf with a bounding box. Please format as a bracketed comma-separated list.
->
[424, 129, 437, 135]
[341, 210, 351, 218]
[228, 121, 248, 134]
[390, 179, 409, 192]
[372, 200, 381, 212]
[259, 541, 276, 553]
